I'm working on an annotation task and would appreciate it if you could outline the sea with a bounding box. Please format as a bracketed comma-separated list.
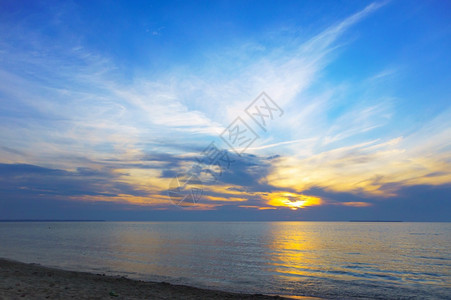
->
[0, 222, 449, 299]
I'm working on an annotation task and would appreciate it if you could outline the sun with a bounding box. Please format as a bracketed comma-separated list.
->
[283, 199, 307, 210]
[265, 192, 322, 210]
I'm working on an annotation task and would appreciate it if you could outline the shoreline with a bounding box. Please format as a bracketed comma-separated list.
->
[0, 258, 300, 299]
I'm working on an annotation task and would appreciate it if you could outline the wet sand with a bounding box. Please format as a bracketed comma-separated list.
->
[0, 258, 292, 299]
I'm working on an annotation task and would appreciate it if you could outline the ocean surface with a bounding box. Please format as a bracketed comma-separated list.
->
[0, 222, 449, 299]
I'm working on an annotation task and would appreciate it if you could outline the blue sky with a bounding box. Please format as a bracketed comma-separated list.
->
[0, 0, 450, 221]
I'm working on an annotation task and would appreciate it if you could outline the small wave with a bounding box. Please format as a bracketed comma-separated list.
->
[409, 232, 441, 235]
[409, 255, 450, 261]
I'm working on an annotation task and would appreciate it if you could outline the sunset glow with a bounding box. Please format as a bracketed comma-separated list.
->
[265, 193, 322, 210]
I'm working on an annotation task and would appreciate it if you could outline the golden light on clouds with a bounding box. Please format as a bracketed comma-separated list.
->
[265, 137, 451, 198]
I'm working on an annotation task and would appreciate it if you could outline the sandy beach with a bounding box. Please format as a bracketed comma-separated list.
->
[0, 258, 294, 300]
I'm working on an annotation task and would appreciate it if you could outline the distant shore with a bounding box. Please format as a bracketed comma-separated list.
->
[0, 258, 295, 300]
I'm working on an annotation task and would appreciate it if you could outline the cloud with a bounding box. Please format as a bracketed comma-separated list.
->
[1, 2, 450, 221]
[0, 2, 388, 168]
[0, 163, 141, 198]
[266, 115, 451, 198]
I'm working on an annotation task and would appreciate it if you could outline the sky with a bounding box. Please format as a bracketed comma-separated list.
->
[0, 0, 450, 221]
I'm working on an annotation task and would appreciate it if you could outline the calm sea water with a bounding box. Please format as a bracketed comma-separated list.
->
[0, 222, 449, 299]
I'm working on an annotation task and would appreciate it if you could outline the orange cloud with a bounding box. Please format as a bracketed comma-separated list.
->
[338, 202, 372, 207]
[238, 205, 277, 210]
